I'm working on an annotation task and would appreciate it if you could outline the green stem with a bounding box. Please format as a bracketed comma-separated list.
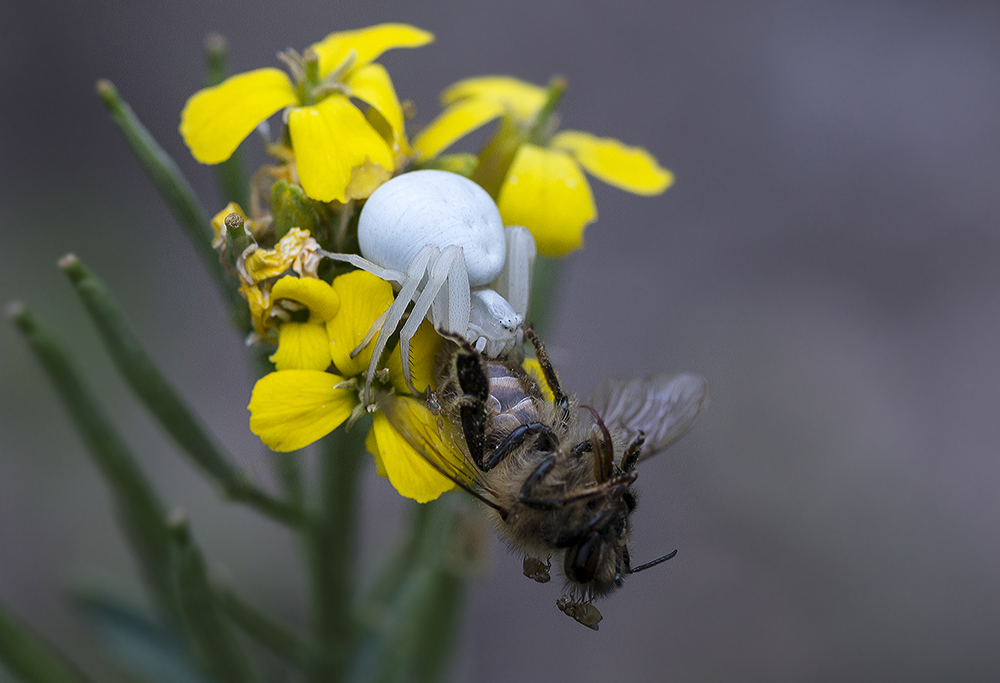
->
[309, 420, 368, 683]
[59, 256, 304, 528]
[527, 255, 564, 339]
[527, 76, 568, 146]
[471, 116, 525, 201]
[219, 589, 311, 666]
[168, 514, 259, 683]
[94, 79, 248, 329]
[0, 600, 94, 683]
[7, 303, 175, 616]
[353, 503, 429, 632]
[204, 34, 250, 210]
[351, 495, 468, 683]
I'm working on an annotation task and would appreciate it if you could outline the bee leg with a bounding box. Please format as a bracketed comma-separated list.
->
[518, 454, 573, 509]
[453, 347, 490, 469]
[483, 422, 555, 471]
[524, 327, 570, 420]
[621, 431, 646, 472]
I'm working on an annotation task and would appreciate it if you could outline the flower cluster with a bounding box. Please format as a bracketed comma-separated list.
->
[413, 76, 674, 255]
[179, 22, 674, 502]
[248, 269, 456, 502]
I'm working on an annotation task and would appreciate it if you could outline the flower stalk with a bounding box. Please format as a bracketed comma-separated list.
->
[309, 420, 369, 683]
[7, 302, 176, 616]
[95, 80, 248, 329]
[168, 512, 260, 683]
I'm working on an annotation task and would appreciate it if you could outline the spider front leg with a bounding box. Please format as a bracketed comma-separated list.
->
[319, 250, 407, 286]
[355, 245, 438, 405]
[397, 245, 469, 395]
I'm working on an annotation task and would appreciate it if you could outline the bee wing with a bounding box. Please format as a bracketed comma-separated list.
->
[585, 373, 707, 461]
[375, 393, 507, 514]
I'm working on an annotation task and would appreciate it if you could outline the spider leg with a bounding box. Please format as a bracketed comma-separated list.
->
[491, 225, 536, 320]
[398, 246, 466, 395]
[360, 246, 437, 404]
[318, 250, 407, 285]
[430, 246, 471, 337]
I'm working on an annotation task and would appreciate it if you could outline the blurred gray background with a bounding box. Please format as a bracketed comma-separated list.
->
[3, 0, 1000, 680]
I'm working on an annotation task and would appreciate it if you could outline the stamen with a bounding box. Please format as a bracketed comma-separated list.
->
[276, 49, 305, 83]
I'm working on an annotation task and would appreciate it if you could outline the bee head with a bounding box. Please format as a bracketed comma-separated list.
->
[562, 486, 636, 598]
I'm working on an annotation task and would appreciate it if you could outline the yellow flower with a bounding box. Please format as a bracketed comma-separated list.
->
[180, 24, 433, 203]
[267, 276, 340, 371]
[413, 76, 674, 256]
[248, 270, 454, 503]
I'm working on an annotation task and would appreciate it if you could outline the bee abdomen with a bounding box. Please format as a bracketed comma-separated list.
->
[487, 367, 538, 425]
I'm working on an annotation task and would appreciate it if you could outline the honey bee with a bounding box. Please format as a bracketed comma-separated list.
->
[378, 328, 706, 629]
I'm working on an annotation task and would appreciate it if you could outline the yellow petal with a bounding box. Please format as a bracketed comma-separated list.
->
[288, 95, 394, 202]
[346, 63, 408, 155]
[248, 370, 354, 452]
[387, 320, 444, 395]
[522, 359, 555, 403]
[551, 130, 674, 195]
[241, 280, 272, 339]
[180, 68, 297, 164]
[412, 98, 505, 160]
[269, 322, 333, 371]
[271, 276, 340, 322]
[368, 410, 455, 503]
[442, 76, 547, 122]
[365, 426, 390, 478]
[497, 144, 596, 256]
[327, 270, 394, 377]
[343, 158, 394, 200]
[311, 23, 434, 77]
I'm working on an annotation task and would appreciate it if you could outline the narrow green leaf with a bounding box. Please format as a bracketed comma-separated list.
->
[168, 513, 260, 683]
[58, 256, 305, 528]
[0, 600, 93, 683]
[7, 303, 174, 613]
[94, 79, 248, 328]
[204, 34, 250, 210]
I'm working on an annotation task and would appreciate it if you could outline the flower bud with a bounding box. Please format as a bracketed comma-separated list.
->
[270, 179, 319, 240]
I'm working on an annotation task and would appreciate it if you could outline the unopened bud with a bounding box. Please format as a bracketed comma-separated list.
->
[270, 179, 318, 240]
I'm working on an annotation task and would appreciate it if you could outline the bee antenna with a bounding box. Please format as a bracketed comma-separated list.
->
[630, 549, 678, 574]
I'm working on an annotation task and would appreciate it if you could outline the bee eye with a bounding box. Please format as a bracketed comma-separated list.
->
[565, 532, 602, 584]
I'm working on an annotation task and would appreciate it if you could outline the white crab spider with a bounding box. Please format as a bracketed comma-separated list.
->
[321, 170, 537, 403]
